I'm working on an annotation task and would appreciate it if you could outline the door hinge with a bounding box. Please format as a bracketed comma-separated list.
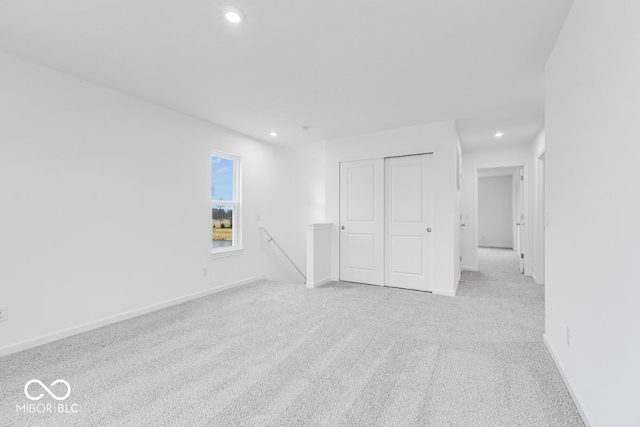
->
[460, 256, 462, 261]
[520, 176, 524, 181]
[521, 254, 524, 259]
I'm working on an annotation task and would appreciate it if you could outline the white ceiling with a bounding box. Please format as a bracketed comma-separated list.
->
[0, 0, 573, 154]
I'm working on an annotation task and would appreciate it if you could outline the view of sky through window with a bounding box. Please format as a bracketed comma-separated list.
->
[211, 156, 234, 201]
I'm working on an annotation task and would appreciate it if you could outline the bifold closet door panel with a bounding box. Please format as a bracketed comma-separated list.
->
[384, 154, 434, 292]
[339, 159, 384, 286]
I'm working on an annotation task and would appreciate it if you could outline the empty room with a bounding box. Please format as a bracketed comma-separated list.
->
[1, 1, 638, 426]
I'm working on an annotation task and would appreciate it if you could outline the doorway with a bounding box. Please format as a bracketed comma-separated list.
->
[476, 165, 525, 274]
[339, 154, 434, 291]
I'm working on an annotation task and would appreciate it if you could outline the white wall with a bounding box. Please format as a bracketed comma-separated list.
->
[325, 121, 461, 296]
[478, 176, 513, 248]
[530, 129, 546, 284]
[0, 52, 325, 355]
[544, 1, 640, 425]
[305, 224, 333, 288]
[460, 145, 531, 272]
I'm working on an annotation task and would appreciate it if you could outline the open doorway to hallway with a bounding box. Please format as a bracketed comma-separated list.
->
[477, 166, 524, 274]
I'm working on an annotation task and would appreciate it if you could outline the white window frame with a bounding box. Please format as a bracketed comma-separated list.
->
[211, 150, 242, 258]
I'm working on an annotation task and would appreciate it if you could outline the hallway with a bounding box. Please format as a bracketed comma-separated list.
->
[459, 248, 542, 302]
[455, 247, 580, 424]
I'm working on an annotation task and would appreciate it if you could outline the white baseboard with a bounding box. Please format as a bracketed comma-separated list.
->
[463, 265, 478, 272]
[432, 289, 456, 297]
[532, 272, 545, 285]
[0, 274, 265, 358]
[543, 334, 594, 427]
[306, 277, 332, 288]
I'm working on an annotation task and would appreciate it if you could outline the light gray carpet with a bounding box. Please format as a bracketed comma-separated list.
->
[0, 248, 583, 426]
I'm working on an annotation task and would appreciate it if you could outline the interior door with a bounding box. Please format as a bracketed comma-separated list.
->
[460, 214, 465, 271]
[384, 154, 434, 291]
[339, 159, 384, 285]
[539, 155, 546, 283]
[517, 168, 525, 274]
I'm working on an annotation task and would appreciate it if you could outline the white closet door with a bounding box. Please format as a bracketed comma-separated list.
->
[339, 159, 384, 285]
[384, 154, 434, 291]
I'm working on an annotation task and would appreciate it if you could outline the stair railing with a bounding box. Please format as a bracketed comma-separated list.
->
[258, 226, 306, 282]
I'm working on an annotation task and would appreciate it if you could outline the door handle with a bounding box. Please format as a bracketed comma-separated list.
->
[341, 226, 345, 230]
[427, 228, 432, 232]
[461, 223, 466, 227]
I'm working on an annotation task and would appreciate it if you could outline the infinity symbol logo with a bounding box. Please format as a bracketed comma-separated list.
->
[24, 379, 71, 401]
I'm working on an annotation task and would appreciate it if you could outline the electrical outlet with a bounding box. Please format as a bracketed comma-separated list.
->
[0, 306, 7, 322]
[566, 327, 571, 347]
[202, 267, 208, 277]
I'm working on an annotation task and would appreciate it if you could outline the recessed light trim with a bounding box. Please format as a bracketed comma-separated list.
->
[494, 132, 504, 138]
[269, 132, 278, 137]
[224, 7, 246, 23]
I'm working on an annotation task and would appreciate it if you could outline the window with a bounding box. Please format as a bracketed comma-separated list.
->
[211, 151, 241, 255]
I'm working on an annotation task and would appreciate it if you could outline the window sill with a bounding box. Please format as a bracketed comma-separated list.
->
[210, 248, 244, 260]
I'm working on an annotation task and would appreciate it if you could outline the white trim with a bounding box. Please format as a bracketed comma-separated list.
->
[211, 150, 242, 254]
[534, 150, 546, 285]
[463, 265, 478, 272]
[543, 334, 594, 427]
[210, 248, 244, 259]
[0, 275, 265, 358]
[474, 163, 532, 275]
[473, 167, 480, 271]
[534, 145, 546, 163]
[432, 289, 456, 297]
[306, 277, 332, 288]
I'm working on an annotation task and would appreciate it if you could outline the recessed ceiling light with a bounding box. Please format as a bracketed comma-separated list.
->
[224, 7, 245, 23]
[269, 132, 278, 137]
[494, 132, 504, 137]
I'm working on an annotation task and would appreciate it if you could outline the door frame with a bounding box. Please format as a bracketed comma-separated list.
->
[517, 167, 525, 273]
[535, 150, 546, 284]
[472, 162, 532, 275]
[338, 152, 434, 287]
